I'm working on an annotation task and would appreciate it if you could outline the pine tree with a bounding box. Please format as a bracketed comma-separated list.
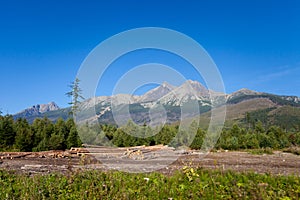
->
[48, 134, 64, 150]
[55, 118, 68, 149]
[0, 115, 16, 149]
[66, 78, 85, 116]
[67, 127, 82, 149]
[15, 118, 34, 152]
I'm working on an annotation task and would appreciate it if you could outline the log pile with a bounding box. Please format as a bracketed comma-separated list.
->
[123, 149, 144, 160]
[122, 145, 176, 160]
[0, 145, 177, 161]
[0, 149, 81, 160]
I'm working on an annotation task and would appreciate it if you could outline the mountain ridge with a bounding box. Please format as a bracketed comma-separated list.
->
[12, 80, 300, 129]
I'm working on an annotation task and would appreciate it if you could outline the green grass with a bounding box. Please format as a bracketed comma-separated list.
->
[247, 147, 274, 155]
[0, 168, 299, 199]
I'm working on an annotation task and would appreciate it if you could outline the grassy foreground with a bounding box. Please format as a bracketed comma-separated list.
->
[0, 168, 299, 200]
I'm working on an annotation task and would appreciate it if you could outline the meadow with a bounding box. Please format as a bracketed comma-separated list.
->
[0, 167, 299, 199]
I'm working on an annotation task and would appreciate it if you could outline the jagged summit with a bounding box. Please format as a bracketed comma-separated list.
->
[39, 102, 60, 113]
[138, 80, 209, 104]
[157, 80, 210, 106]
[14, 102, 60, 118]
[161, 81, 175, 88]
[138, 82, 176, 103]
[181, 80, 209, 97]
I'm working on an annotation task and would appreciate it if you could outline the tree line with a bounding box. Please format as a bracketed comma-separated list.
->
[79, 120, 300, 150]
[0, 115, 81, 152]
[1, 114, 300, 152]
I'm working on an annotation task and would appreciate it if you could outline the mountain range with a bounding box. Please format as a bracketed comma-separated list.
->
[13, 80, 300, 130]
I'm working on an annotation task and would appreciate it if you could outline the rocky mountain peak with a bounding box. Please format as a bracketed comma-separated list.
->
[157, 80, 210, 106]
[38, 102, 60, 113]
[14, 102, 60, 118]
[138, 82, 176, 103]
[161, 81, 175, 89]
[180, 80, 209, 97]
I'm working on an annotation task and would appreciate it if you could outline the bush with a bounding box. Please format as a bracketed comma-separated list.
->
[248, 147, 273, 155]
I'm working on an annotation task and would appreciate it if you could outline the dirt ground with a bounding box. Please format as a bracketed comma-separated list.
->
[0, 147, 299, 176]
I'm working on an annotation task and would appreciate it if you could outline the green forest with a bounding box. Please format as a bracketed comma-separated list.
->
[79, 120, 300, 151]
[1, 113, 300, 152]
[0, 115, 81, 152]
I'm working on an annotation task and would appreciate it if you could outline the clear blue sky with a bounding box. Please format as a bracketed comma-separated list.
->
[0, 0, 299, 114]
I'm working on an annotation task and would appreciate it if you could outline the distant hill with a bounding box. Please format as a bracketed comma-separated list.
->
[201, 91, 300, 129]
[13, 80, 300, 130]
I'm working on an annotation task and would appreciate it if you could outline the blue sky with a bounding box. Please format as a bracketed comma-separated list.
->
[0, 0, 299, 114]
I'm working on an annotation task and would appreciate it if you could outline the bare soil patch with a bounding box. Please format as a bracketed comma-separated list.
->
[0, 147, 299, 176]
